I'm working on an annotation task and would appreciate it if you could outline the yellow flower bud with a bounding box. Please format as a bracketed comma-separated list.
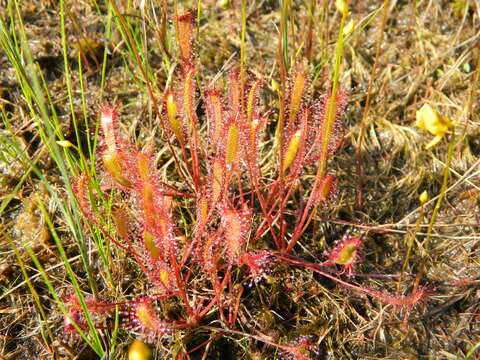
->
[56, 140, 74, 148]
[419, 190, 428, 205]
[271, 78, 280, 92]
[415, 104, 455, 149]
[335, 0, 349, 16]
[217, 0, 229, 8]
[128, 339, 152, 360]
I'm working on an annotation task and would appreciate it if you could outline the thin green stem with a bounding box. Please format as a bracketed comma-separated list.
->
[414, 128, 456, 291]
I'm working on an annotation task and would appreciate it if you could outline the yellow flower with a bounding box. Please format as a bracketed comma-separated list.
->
[415, 104, 454, 149]
[128, 339, 152, 360]
[335, 0, 349, 16]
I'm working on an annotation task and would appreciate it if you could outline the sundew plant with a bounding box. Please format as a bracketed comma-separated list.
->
[64, 8, 429, 359]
